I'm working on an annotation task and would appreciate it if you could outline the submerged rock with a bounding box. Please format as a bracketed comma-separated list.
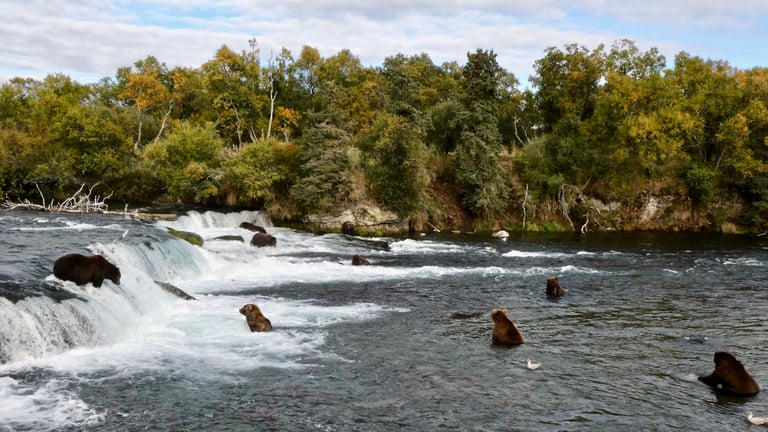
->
[167, 228, 203, 247]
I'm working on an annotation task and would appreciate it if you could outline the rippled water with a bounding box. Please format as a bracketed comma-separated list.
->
[0, 209, 767, 431]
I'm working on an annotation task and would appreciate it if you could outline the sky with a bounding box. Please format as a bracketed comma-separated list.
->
[2, 0, 767, 87]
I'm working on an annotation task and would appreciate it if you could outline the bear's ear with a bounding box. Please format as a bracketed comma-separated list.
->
[245, 304, 255, 312]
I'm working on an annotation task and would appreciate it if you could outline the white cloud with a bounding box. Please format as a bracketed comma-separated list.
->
[1, 0, 766, 85]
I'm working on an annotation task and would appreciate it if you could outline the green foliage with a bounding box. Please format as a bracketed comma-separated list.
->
[683, 164, 718, 205]
[513, 136, 565, 199]
[426, 100, 463, 155]
[142, 121, 224, 203]
[359, 111, 429, 215]
[290, 121, 355, 213]
[451, 104, 509, 218]
[3, 39, 768, 232]
[223, 138, 287, 205]
[449, 50, 511, 218]
[531, 44, 604, 131]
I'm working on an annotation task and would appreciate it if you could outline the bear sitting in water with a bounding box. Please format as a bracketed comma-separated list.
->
[491, 308, 525, 346]
[699, 351, 760, 395]
[546, 276, 566, 297]
[53, 253, 121, 288]
[239, 304, 273, 332]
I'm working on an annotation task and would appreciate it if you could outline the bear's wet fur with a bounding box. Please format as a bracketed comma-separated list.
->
[239, 304, 273, 332]
[53, 253, 121, 288]
[250, 232, 277, 247]
[546, 276, 566, 297]
[699, 351, 760, 396]
[491, 308, 525, 346]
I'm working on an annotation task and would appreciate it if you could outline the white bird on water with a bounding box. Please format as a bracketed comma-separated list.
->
[527, 359, 541, 370]
[115, 228, 129, 242]
[748, 412, 768, 425]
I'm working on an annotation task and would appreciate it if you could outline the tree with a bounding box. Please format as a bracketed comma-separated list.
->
[451, 49, 509, 218]
[530, 43, 605, 131]
[290, 120, 356, 213]
[314, 49, 382, 132]
[200, 45, 264, 147]
[118, 56, 176, 151]
[142, 122, 225, 203]
[359, 110, 429, 215]
[222, 138, 286, 205]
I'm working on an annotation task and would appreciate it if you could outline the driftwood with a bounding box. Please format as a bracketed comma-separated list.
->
[3, 183, 178, 221]
[3, 183, 112, 213]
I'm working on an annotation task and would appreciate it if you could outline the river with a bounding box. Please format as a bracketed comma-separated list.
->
[0, 209, 766, 431]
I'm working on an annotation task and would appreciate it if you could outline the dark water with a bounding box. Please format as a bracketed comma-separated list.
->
[1, 210, 767, 431]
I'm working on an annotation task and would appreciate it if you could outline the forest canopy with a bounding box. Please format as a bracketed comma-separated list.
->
[2, 39, 768, 232]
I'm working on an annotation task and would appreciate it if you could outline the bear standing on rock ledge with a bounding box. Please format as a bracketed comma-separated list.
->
[53, 253, 121, 288]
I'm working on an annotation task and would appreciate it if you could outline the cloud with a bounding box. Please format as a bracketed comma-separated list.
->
[1, 0, 766, 85]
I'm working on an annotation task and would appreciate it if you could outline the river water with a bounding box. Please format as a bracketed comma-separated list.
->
[0, 209, 766, 431]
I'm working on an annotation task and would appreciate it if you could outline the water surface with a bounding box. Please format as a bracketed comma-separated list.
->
[0, 210, 766, 431]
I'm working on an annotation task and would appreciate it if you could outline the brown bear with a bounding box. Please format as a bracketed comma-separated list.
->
[351, 254, 370, 266]
[341, 221, 356, 236]
[250, 232, 277, 247]
[239, 304, 273, 332]
[546, 276, 566, 297]
[698, 351, 760, 395]
[53, 253, 121, 288]
[491, 308, 525, 346]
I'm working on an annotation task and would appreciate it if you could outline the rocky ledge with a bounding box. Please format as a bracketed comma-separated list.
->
[304, 204, 409, 235]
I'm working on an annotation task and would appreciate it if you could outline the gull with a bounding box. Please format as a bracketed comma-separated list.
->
[527, 359, 541, 370]
[115, 228, 129, 242]
[748, 412, 768, 425]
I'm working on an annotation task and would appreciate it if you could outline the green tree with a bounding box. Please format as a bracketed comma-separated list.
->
[530, 43, 605, 131]
[290, 120, 356, 213]
[222, 138, 286, 205]
[359, 110, 429, 215]
[200, 45, 264, 147]
[314, 49, 382, 133]
[451, 49, 509, 218]
[142, 121, 225, 203]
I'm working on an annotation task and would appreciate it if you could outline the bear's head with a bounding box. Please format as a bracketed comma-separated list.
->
[105, 261, 121, 285]
[491, 308, 510, 323]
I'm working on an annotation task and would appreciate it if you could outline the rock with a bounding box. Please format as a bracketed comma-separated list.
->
[239, 222, 267, 233]
[167, 228, 203, 246]
[154, 281, 196, 301]
[214, 235, 244, 242]
[305, 205, 409, 234]
[491, 230, 509, 239]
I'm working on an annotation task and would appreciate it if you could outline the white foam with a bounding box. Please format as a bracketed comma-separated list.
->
[503, 250, 567, 258]
[0, 376, 103, 431]
[389, 238, 477, 255]
[2, 295, 405, 378]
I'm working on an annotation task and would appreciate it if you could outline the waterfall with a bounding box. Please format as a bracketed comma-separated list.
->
[0, 234, 208, 365]
[158, 209, 271, 233]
